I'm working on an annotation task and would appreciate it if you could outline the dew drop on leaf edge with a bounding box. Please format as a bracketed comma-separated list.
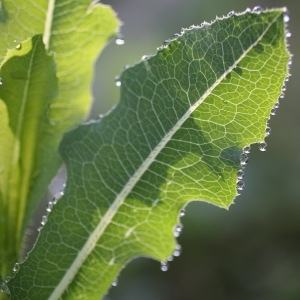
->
[243, 146, 251, 154]
[253, 6, 262, 13]
[115, 37, 125, 45]
[12, 263, 20, 273]
[236, 180, 245, 191]
[240, 153, 249, 166]
[237, 170, 244, 180]
[160, 262, 169, 272]
[259, 142, 267, 152]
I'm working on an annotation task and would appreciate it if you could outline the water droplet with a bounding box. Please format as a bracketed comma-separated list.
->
[227, 11, 235, 17]
[115, 80, 121, 87]
[115, 36, 125, 45]
[160, 262, 168, 272]
[259, 142, 267, 152]
[245, 8, 251, 13]
[167, 255, 174, 262]
[243, 146, 251, 154]
[163, 40, 170, 46]
[240, 153, 249, 166]
[41, 215, 47, 226]
[141, 55, 150, 61]
[157, 46, 164, 52]
[0, 281, 10, 294]
[265, 127, 271, 136]
[280, 94, 284, 99]
[274, 102, 279, 109]
[236, 180, 245, 191]
[173, 33, 180, 38]
[112, 281, 118, 287]
[0, 78, 3, 85]
[12, 263, 20, 273]
[98, 114, 104, 119]
[253, 6, 262, 13]
[237, 170, 244, 180]
[46, 201, 53, 213]
[174, 225, 183, 237]
[286, 31, 292, 38]
[13, 40, 21, 50]
[173, 245, 182, 257]
[4, 276, 11, 284]
[270, 108, 276, 116]
[284, 14, 290, 23]
[180, 209, 186, 217]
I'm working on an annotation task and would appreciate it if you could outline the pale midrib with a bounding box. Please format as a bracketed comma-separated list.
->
[43, 0, 55, 50]
[49, 12, 282, 300]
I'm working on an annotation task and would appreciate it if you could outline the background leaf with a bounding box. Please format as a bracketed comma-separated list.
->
[7, 8, 290, 300]
[0, 34, 58, 279]
[0, 0, 119, 279]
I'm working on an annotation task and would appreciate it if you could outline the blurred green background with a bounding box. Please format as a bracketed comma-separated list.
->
[91, 0, 299, 299]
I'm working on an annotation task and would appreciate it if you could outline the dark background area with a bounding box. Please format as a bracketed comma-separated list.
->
[89, 1, 300, 299]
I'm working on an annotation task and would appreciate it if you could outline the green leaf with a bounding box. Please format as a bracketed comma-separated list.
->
[0, 0, 119, 278]
[0, 35, 58, 279]
[6, 8, 290, 300]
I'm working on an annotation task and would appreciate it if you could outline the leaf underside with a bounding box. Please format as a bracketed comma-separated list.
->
[7, 8, 290, 300]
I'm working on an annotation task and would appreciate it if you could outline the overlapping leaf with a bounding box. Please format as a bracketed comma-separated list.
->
[7, 8, 290, 300]
[0, 0, 119, 279]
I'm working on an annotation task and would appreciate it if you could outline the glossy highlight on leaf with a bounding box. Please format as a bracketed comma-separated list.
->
[7, 7, 290, 300]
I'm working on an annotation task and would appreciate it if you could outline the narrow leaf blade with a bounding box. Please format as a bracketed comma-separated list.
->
[7, 8, 290, 300]
[0, 35, 58, 278]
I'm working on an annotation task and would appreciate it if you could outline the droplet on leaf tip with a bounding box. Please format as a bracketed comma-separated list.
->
[0, 78, 3, 85]
[265, 127, 271, 136]
[286, 31, 292, 38]
[227, 11, 235, 17]
[270, 108, 276, 116]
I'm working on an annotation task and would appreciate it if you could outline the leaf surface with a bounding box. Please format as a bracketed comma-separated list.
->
[0, 35, 58, 278]
[7, 8, 290, 300]
[0, 0, 119, 277]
